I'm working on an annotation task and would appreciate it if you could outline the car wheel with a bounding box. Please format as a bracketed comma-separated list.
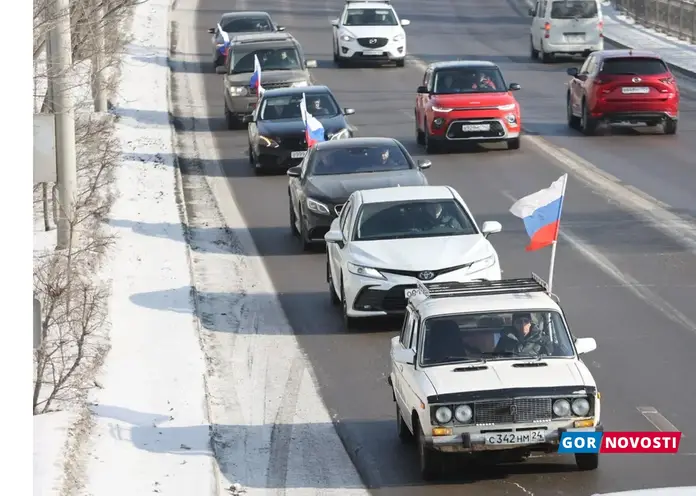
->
[540, 44, 553, 63]
[580, 100, 597, 136]
[225, 104, 237, 130]
[332, 41, 338, 63]
[396, 59, 405, 67]
[507, 137, 520, 150]
[664, 119, 678, 135]
[340, 279, 358, 331]
[327, 259, 340, 305]
[289, 196, 299, 236]
[567, 95, 581, 129]
[396, 404, 414, 443]
[248, 144, 254, 165]
[415, 112, 425, 145]
[299, 206, 312, 251]
[424, 120, 439, 154]
[417, 420, 440, 481]
[530, 37, 539, 59]
[575, 453, 599, 471]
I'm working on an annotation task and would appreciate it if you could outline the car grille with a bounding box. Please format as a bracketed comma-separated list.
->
[446, 119, 506, 140]
[250, 81, 293, 95]
[474, 398, 552, 424]
[278, 136, 306, 151]
[357, 37, 388, 48]
[378, 263, 470, 280]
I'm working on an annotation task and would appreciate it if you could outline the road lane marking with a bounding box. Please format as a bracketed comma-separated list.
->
[637, 406, 681, 432]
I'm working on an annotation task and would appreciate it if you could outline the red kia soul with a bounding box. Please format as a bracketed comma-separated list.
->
[566, 49, 679, 135]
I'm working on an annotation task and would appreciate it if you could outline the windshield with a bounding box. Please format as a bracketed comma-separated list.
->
[231, 48, 301, 74]
[599, 57, 668, 76]
[355, 199, 477, 241]
[311, 144, 411, 176]
[433, 68, 506, 94]
[421, 311, 575, 367]
[344, 8, 398, 26]
[221, 16, 273, 33]
[259, 93, 339, 120]
[551, 0, 598, 19]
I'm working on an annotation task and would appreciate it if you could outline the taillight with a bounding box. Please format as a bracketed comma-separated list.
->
[660, 77, 675, 85]
[598, 20, 604, 37]
[544, 22, 551, 39]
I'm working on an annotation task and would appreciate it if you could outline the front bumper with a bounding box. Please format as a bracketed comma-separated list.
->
[338, 39, 405, 63]
[345, 265, 502, 317]
[429, 113, 521, 143]
[429, 421, 603, 453]
[304, 208, 339, 241]
[256, 146, 307, 170]
[227, 95, 258, 117]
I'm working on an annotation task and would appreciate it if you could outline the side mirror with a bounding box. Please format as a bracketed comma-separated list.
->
[287, 166, 301, 177]
[392, 347, 415, 365]
[528, 8, 535, 16]
[417, 159, 432, 169]
[305, 59, 318, 68]
[242, 114, 254, 123]
[481, 220, 502, 237]
[416, 85, 429, 94]
[331, 19, 339, 27]
[324, 230, 344, 244]
[208, 27, 215, 34]
[343, 107, 356, 116]
[575, 337, 597, 355]
[215, 65, 227, 74]
[567, 67, 579, 77]
[508, 82, 521, 91]
[400, 19, 411, 26]
[277, 25, 286, 31]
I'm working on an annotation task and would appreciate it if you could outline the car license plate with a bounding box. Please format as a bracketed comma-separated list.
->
[291, 151, 307, 159]
[565, 34, 584, 43]
[462, 124, 490, 132]
[363, 50, 382, 56]
[484, 430, 546, 445]
[622, 86, 650, 94]
[404, 288, 423, 299]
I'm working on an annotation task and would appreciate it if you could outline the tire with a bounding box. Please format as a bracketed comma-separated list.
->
[225, 104, 237, 130]
[575, 453, 599, 471]
[415, 112, 425, 145]
[567, 94, 581, 129]
[299, 206, 312, 251]
[664, 119, 678, 135]
[507, 137, 520, 150]
[530, 38, 539, 60]
[423, 120, 439, 154]
[332, 42, 338, 63]
[396, 404, 414, 443]
[327, 259, 340, 305]
[416, 420, 440, 481]
[396, 59, 405, 67]
[540, 44, 553, 63]
[580, 100, 598, 136]
[289, 196, 299, 236]
[248, 144, 254, 165]
[341, 280, 359, 331]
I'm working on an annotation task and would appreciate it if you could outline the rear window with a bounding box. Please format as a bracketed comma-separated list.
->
[551, 0, 598, 19]
[599, 57, 669, 76]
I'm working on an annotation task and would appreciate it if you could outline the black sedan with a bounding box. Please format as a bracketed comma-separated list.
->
[208, 11, 284, 67]
[246, 86, 356, 175]
[287, 137, 432, 250]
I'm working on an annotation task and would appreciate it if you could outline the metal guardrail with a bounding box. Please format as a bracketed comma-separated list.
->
[612, 0, 695, 43]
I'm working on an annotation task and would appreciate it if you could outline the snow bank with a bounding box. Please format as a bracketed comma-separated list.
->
[33, 411, 77, 496]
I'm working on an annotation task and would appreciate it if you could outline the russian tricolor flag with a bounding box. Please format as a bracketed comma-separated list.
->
[300, 93, 325, 148]
[249, 55, 263, 96]
[509, 173, 568, 252]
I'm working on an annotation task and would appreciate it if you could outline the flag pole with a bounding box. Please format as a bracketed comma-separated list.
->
[546, 173, 568, 294]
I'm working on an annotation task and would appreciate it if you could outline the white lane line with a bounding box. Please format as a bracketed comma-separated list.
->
[501, 190, 696, 336]
[637, 406, 681, 433]
[505, 481, 535, 495]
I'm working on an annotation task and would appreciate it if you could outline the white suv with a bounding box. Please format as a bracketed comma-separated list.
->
[388, 275, 601, 480]
[331, 0, 410, 67]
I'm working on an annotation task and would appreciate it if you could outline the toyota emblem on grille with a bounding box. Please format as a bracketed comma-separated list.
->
[418, 271, 435, 280]
[509, 405, 517, 416]
[369, 38, 377, 44]
[632, 77, 642, 83]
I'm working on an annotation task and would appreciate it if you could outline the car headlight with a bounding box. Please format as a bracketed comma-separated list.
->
[340, 34, 354, 42]
[347, 262, 386, 280]
[505, 113, 517, 124]
[498, 103, 516, 111]
[431, 106, 452, 113]
[306, 198, 331, 215]
[553, 399, 571, 417]
[572, 398, 591, 416]
[434, 406, 453, 424]
[454, 405, 473, 423]
[291, 81, 308, 88]
[467, 254, 496, 274]
[257, 135, 279, 148]
[392, 33, 404, 42]
[328, 128, 350, 140]
[228, 86, 249, 96]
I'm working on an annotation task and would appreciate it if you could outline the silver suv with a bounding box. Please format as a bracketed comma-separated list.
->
[216, 32, 317, 129]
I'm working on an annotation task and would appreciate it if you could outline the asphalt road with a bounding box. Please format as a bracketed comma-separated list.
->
[179, 0, 696, 493]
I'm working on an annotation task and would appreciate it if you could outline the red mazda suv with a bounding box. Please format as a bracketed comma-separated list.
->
[566, 49, 679, 135]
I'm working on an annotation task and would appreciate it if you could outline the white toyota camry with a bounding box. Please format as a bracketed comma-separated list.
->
[324, 185, 503, 330]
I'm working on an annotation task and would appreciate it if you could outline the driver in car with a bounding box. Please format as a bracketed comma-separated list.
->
[494, 313, 551, 356]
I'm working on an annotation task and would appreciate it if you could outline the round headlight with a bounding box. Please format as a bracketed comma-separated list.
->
[572, 398, 590, 416]
[552, 399, 571, 417]
[454, 405, 473, 423]
[434, 406, 452, 424]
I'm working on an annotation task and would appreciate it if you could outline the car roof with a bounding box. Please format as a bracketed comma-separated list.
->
[221, 11, 271, 20]
[229, 32, 295, 45]
[358, 185, 453, 204]
[430, 60, 499, 70]
[415, 291, 561, 318]
[597, 49, 662, 60]
[314, 137, 399, 151]
[346, 1, 394, 9]
[262, 85, 332, 98]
